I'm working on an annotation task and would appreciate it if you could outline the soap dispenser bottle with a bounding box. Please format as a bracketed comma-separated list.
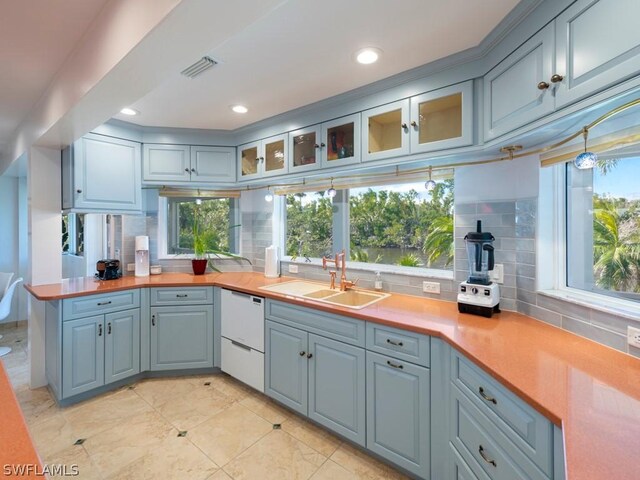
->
[374, 272, 383, 291]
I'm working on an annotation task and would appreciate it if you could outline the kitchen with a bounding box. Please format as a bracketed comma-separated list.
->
[1, 0, 640, 479]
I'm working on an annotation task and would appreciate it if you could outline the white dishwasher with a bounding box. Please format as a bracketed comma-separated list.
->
[220, 289, 265, 392]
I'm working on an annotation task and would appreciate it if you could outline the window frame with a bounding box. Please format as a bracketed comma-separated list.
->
[62, 213, 84, 257]
[157, 196, 240, 260]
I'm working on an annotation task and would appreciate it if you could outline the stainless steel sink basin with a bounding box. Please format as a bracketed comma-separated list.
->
[259, 280, 389, 309]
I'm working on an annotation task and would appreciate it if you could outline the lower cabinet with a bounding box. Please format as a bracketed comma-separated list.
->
[366, 351, 430, 478]
[150, 305, 214, 370]
[105, 309, 140, 384]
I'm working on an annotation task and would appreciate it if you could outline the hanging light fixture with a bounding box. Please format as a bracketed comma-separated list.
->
[195, 198, 202, 205]
[424, 166, 436, 191]
[327, 178, 337, 198]
[574, 126, 598, 169]
[264, 187, 274, 203]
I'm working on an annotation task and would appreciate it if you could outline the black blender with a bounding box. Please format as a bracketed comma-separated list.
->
[457, 220, 500, 317]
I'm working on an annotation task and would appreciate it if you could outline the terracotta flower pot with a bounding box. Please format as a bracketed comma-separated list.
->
[191, 259, 208, 275]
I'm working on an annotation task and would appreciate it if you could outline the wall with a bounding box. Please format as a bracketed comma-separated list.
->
[0, 176, 21, 323]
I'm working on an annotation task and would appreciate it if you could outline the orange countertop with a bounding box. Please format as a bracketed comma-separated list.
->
[25, 272, 640, 480]
[0, 361, 42, 478]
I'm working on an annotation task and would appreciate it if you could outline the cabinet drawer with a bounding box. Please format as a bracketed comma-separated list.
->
[150, 287, 213, 306]
[451, 351, 553, 475]
[266, 300, 365, 347]
[63, 290, 140, 320]
[366, 322, 430, 367]
[451, 386, 549, 480]
[220, 338, 264, 392]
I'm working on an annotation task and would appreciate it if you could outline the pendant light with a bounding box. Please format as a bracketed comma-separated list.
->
[264, 187, 274, 202]
[327, 178, 337, 198]
[574, 126, 597, 169]
[424, 166, 436, 191]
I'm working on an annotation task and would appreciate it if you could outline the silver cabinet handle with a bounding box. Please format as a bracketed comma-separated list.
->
[97, 301, 112, 306]
[386, 338, 403, 347]
[231, 340, 251, 351]
[479, 386, 497, 404]
[479, 445, 497, 467]
[151, 315, 156, 326]
[387, 360, 404, 369]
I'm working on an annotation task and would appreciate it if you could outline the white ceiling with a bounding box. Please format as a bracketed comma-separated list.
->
[114, 0, 519, 131]
[0, 0, 110, 149]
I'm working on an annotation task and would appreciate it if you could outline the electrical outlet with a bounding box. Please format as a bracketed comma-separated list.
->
[288, 264, 299, 274]
[490, 264, 504, 284]
[127, 263, 135, 272]
[423, 281, 440, 294]
[628, 326, 640, 349]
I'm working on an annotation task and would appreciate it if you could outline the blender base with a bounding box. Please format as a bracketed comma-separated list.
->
[458, 302, 501, 318]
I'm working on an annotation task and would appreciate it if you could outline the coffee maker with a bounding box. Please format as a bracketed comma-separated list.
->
[457, 221, 500, 317]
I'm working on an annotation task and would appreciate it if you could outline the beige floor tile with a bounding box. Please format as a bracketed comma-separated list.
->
[28, 412, 79, 459]
[1, 347, 28, 370]
[64, 388, 154, 438]
[155, 386, 235, 431]
[44, 444, 102, 480]
[6, 364, 30, 391]
[330, 444, 408, 480]
[132, 377, 202, 407]
[239, 394, 291, 424]
[15, 386, 61, 426]
[310, 460, 360, 480]
[82, 411, 175, 478]
[224, 430, 326, 480]
[208, 470, 233, 480]
[107, 435, 218, 480]
[188, 403, 273, 467]
[193, 373, 254, 401]
[281, 416, 342, 457]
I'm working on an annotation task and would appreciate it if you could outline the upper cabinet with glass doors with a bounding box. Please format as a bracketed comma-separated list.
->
[363, 81, 473, 162]
[289, 125, 322, 174]
[321, 113, 361, 169]
[238, 133, 288, 181]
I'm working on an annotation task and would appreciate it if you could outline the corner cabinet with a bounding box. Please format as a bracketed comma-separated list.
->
[143, 144, 236, 184]
[238, 134, 289, 181]
[62, 133, 142, 213]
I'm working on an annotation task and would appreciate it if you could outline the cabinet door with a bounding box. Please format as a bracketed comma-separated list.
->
[308, 333, 366, 446]
[289, 125, 322, 173]
[262, 134, 289, 178]
[362, 99, 410, 162]
[62, 315, 104, 398]
[264, 321, 308, 415]
[104, 308, 140, 385]
[190, 146, 236, 183]
[321, 114, 361, 168]
[410, 81, 473, 153]
[484, 24, 555, 140]
[142, 144, 191, 183]
[555, 0, 640, 108]
[150, 305, 214, 370]
[238, 141, 262, 181]
[73, 134, 142, 212]
[366, 351, 430, 478]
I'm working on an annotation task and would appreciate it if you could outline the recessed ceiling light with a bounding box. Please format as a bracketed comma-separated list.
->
[231, 105, 248, 114]
[120, 107, 139, 116]
[355, 47, 382, 65]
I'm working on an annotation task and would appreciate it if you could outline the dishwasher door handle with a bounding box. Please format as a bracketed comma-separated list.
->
[229, 290, 250, 298]
[231, 340, 252, 351]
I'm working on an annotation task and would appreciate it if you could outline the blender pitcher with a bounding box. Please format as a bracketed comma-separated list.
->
[465, 220, 495, 285]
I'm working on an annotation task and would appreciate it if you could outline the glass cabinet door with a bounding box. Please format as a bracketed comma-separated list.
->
[289, 125, 322, 173]
[321, 113, 361, 168]
[409, 81, 473, 154]
[238, 142, 260, 179]
[263, 134, 288, 178]
[362, 99, 410, 162]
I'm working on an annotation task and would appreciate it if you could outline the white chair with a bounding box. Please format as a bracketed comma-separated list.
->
[0, 272, 14, 342]
[0, 277, 23, 357]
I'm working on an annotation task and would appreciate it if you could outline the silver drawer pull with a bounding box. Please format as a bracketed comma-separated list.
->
[478, 445, 497, 467]
[231, 340, 251, 351]
[97, 301, 112, 306]
[386, 338, 404, 347]
[176, 294, 188, 298]
[479, 387, 497, 404]
[387, 360, 404, 369]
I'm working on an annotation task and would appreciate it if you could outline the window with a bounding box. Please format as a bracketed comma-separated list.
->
[62, 213, 84, 255]
[284, 179, 454, 270]
[164, 197, 238, 256]
[566, 157, 640, 301]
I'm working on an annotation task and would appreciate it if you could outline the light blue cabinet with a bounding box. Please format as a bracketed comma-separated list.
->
[150, 305, 214, 370]
[143, 144, 235, 184]
[289, 124, 323, 174]
[190, 146, 236, 183]
[264, 320, 308, 415]
[484, 24, 555, 140]
[62, 315, 105, 398]
[321, 114, 362, 169]
[554, 0, 640, 108]
[308, 333, 366, 446]
[238, 134, 289, 181]
[366, 351, 430, 478]
[62, 133, 142, 213]
[104, 309, 140, 384]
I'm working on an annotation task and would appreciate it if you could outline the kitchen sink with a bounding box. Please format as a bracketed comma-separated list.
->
[259, 280, 389, 309]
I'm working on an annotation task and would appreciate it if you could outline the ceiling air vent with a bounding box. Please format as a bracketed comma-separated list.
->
[180, 56, 217, 79]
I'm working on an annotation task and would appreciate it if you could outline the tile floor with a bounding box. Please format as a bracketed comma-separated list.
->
[0, 324, 408, 480]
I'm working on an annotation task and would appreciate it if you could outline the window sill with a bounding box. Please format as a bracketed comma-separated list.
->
[538, 288, 640, 322]
[282, 257, 454, 280]
[157, 253, 240, 261]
